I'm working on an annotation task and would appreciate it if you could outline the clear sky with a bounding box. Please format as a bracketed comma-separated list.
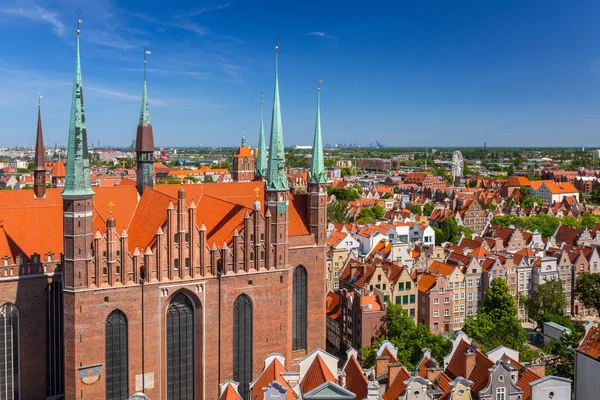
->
[1, 0, 600, 148]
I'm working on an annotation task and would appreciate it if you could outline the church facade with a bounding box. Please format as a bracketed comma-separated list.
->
[0, 29, 327, 400]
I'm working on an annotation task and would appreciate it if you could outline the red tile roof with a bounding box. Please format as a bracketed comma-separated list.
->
[251, 358, 296, 400]
[382, 366, 410, 400]
[51, 160, 65, 177]
[578, 326, 600, 360]
[418, 274, 437, 294]
[343, 355, 368, 400]
[300, 354, 337, 394]
[221, 383, 243, 400]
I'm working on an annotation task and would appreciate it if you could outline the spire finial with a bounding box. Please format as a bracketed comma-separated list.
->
[140, 49, 151, 124]
[143, 49, 151, 81]
[75, 9, 82, 35]
[255, 91, 267, 178]
[241, 127, 246, 147]
[37, 91, 43, 108]
[108, 201, 115, 215]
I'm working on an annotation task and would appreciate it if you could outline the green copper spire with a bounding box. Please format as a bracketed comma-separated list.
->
[266, 37, 289, 191]
[63, 24, 94, 198]
[310, 80, 327, 184]
[255, 92, 267, 178]
[140, 49, 151, 124]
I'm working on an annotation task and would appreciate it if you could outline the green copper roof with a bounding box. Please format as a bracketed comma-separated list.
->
[63, 34, 94, 198]
[255, 96, 267, 177]
[241, 133, 246, 147]
[266, 46, 289, 191]
[139, 78, 150, 124]
[310, 86, 327, 184]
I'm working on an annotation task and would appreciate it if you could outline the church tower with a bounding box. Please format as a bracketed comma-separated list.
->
[232, 133, 255, 181]
[255, 93, 267, 181]
[61, 18, 96, 395]
[135, 50, 155, 195]
[307, 81, 328, 245]
[33, 94, 46, 199]
[265, 37, 289, 268]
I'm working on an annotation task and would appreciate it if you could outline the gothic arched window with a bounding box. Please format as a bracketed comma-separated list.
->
[293, 266, 308, 351]
[106, 310, 128, 400]
[167, 293, 195, 399]
[233, 294, 253, 400]
[46, 282, 64, 398]
[0, 303, 19, 400]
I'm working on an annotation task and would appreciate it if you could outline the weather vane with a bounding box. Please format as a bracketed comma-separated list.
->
[75, 9, 82, 35]
[144, 49, 151, 80]
[318, 77, 323, 91]
[260, 91, 264, 104]
[38, 91, 43, 107]
[275, 32, 280, 51]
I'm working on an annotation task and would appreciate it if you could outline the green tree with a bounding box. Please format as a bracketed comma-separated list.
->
[441, 217, 461, 244]
[523, 279, 566, 324]
[327, 201, 350, 223]
[371, 204, 385, 220]
[204, 175, 214, 183]
[381, 192, 393, 199]
[327, 187, 360, 201]
[520, 186, 532, 198]
[357, 208, 375, 223]
[545, 332, 581, 380]
[463, 278, 527, 352]
[574, 273, 600, 315]
[360, 304, 451, 370]
[423, 203, 434, 217]
[521, 196, 543, 209]
[410, 204, 422, 215]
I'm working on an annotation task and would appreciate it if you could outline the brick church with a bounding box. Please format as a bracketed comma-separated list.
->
[0, 28, 328, 400]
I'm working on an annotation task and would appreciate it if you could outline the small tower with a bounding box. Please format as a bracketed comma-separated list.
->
[232, 132, 255, 181]
[307, 79, 328, 245]
[135, 50, 155, 195]
[33, 93, 46, 199]
[254, 93, 267, 181]
[265, 36, 289, 268]
[61, 17, 96, 399]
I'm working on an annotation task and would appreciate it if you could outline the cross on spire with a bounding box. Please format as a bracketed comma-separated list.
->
[75, 9, 82, 35]
[108, 201, 115, 214]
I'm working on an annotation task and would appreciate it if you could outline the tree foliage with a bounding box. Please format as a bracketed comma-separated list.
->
[360, 304, 451, 370]
[410, 204, 422, 215]
[423, 203, 434, 217]
[521, 196, 543, 209]
[523, 279, 566, 325]
[491, 213, 600, 238]
[327, 187, 360, 201]
[574, 273, 600, 315]
[328, 201, 350, 223]
[356, 205, 385, 223]
[463, 278, 527, 353]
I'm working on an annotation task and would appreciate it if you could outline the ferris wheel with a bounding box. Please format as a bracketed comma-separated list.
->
[452, 151, 464, 182]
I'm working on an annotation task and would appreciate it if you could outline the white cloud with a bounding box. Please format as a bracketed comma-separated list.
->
[309, 31, 326, 37]
[0, 6, 65, 37]
[309, 31, 336, 41]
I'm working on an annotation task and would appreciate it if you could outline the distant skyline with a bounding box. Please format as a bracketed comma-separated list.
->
[1, 1, 600, 147]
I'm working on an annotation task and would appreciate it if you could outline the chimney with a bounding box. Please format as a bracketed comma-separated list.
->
[465, 349, 476, 378]
[527, 363, 546, 377]
[375, 356, 390, 378]
[365, 380, 380, 400]
[388, 362, 401, 383]
[338, 370, 347, 388]
[426, 368, 442, 382]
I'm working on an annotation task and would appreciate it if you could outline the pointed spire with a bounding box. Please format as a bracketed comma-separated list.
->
[266, 36, 289, 191]
[255, 92, 267, 178]
[140, 49, 151, 124]
[63, 16, 94, 198]
[310, 79, 327, 184]
[241, 127, 246, 147]
[34, 92, 45, 172]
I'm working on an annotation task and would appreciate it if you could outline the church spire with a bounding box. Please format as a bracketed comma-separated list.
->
[63, 15, 94, 198]
[135, 49, 155, 195]
[34, 92, 46, 199]
[255, 92, 267, 179]
[140, 49, 151, 124]
[310, 79, 326, 184]
[266, 36, 289, 191]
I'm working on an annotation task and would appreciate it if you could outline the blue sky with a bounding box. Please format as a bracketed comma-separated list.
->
[1, 0, 600, 148]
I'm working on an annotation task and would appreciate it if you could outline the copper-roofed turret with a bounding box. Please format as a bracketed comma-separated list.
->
[135, 49, 155, 195]
[33, 93, 46, 199]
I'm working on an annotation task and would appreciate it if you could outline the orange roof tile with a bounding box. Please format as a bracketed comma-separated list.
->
[428, 260, 455, 277]
[235, 145, 254, 157]
[382, 366, 410, 400]
[51, 160, 65, 177]
[578, 326, 600, 359]
[251, 358, 296, 400]
[343, 355, 368, 400]
[327, 231, 346, 247]
[300, 355, 337, 394]
[418, 274, 437, 294]
[221, 383, 243, 400]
